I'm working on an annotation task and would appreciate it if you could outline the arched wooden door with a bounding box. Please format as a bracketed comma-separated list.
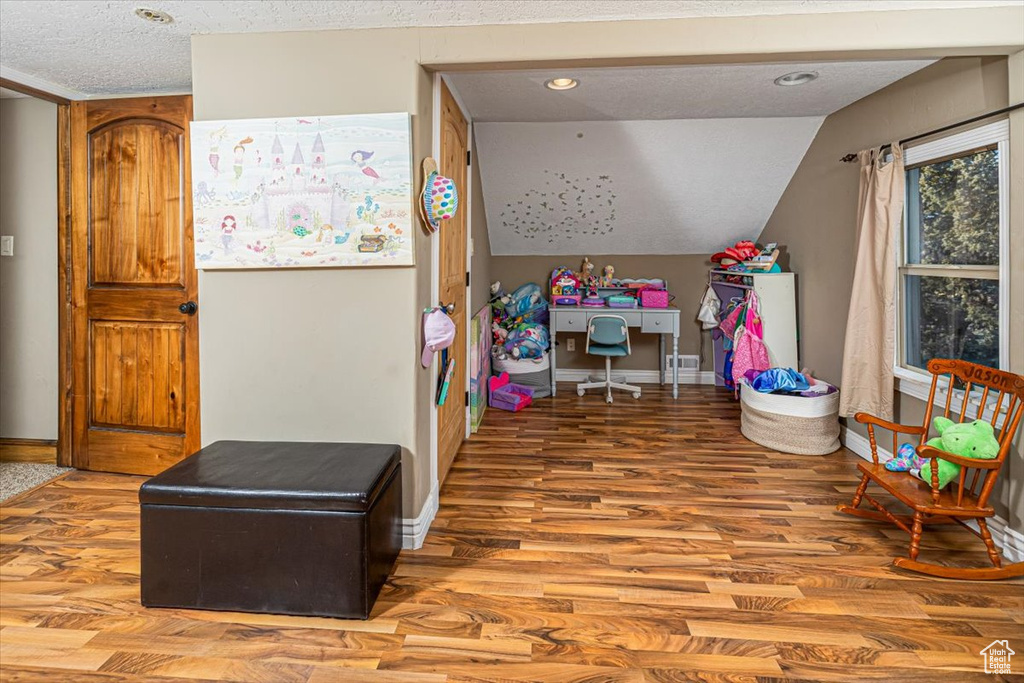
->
[70, 96, 200, 475]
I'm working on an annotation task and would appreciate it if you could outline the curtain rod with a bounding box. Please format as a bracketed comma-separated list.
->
[839, 102, 1024, 163]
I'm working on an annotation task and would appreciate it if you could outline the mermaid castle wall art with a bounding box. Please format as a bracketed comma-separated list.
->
[190, 113, 413, 268]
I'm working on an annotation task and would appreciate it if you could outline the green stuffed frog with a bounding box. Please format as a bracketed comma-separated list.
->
[919, 417, 1000, 489]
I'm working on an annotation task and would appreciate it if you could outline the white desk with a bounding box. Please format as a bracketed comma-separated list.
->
[548, 305, 682, 398]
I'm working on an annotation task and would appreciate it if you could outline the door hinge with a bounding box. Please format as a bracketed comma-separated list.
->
[466, 150, 471, 166]
[465, 271, 470, 287]
[465, 391, 470, 407]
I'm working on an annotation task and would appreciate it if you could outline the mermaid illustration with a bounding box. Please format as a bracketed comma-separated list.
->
[351, 150, 380, 184]
[233, 136, 253, 181]
[220, 215, 237, 254]
[208, 126, 227, 176]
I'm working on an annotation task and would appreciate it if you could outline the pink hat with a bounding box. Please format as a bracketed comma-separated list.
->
[421, 308, 456, 367]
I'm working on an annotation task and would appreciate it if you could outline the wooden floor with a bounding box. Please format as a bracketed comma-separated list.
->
[2, 385, 1021, 682]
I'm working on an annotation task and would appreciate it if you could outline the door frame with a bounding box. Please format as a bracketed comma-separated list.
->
[430, 73, 474, 495]
[0, 77, 73, 467]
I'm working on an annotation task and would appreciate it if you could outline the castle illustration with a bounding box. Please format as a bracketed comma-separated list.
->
[254, 132, 348, 236]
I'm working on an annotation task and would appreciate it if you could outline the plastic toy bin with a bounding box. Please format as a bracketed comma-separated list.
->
[488, 372, 534, 412]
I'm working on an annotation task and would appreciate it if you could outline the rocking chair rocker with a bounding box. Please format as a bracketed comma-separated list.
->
[837, 359, 1024, 580]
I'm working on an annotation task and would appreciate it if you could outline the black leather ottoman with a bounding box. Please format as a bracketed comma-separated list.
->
[139, 441, 402, 619]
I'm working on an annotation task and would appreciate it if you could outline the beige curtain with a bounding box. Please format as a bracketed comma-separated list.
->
[839, 143, 904, 420]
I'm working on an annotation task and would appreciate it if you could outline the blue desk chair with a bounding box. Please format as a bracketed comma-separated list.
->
[576, 314, 641, 403]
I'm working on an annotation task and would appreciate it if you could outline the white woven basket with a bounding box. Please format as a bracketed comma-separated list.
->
[739, 382, 841, 455]
[493, 351, 550, 375]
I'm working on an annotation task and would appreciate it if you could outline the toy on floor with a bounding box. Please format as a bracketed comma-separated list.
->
[488, 372, 533, 412]
[491, 280, 550, 361]
[918, 417, 1001, 489]
[505, 324, 549, 359]
[491, 320, 509, 345]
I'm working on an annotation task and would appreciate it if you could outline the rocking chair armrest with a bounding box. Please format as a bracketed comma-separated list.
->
[916, 445, 1002, 470]
[853, 413, 927, 435]
[853, 413, 927, 465]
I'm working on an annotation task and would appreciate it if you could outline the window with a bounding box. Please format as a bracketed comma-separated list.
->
[898, 121, 1009, 379]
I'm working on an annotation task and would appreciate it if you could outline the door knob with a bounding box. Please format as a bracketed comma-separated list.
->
[439, 301, 455, 314]
[178, 301, 198, 316]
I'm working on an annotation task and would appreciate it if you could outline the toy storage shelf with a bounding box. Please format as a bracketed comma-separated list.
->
[551, 282, 670, 306]
[710, 270, 798, 387]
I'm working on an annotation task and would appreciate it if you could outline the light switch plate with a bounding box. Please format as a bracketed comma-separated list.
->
[0, 236, 13, 256]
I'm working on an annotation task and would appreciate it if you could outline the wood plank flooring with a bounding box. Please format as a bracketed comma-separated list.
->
[2, 385, 1022, 681]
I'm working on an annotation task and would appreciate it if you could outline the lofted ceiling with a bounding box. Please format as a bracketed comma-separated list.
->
[475, 118, 824, 255]
[0, 0, 1016, 97]
[457, 59, 934, 255]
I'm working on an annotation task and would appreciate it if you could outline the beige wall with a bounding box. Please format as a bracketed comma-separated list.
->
[189, 7, 1023, 524]
[191, 29, 433, 517]
[1006, 50, 1023, 533]
[469, 128, 492, 315]
[0, 97, 58, 440]
[759, 56, 1023, 531]
[490, 254, 712, 371]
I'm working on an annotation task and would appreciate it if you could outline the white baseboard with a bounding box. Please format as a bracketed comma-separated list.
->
[840, 424, 895, 462]
[984, 516, 1024, 564]
[555, 369, 715, 385]
[402, 480, 438, 550]
[840, 426, 1022, 564]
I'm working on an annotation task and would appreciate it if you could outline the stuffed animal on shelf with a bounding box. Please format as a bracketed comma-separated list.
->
[578, 257, 597, 289]
[917, 417, 1001, 489]
[600, 264, 615, 287]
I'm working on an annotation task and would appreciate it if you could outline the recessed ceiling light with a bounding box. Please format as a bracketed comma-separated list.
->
[774, 71, 818, 87]
[135, 7, 174, 24]
[545, 78, 579, 91]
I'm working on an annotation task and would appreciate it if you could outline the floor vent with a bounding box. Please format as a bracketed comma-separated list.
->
[666, 354, 700, 372]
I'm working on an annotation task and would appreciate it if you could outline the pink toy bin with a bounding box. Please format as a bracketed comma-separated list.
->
[488, 372, 534, 412]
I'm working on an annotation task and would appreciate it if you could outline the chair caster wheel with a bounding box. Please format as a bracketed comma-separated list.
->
[605, 395, 613, 404]
[577, 389, 585, 397]
[632, 392, 641, 399]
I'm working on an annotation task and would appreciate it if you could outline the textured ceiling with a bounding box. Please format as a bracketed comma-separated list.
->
[445, 61, 935, 121]
[0, 0, 1015, 96]
[475, 118, 824, 255]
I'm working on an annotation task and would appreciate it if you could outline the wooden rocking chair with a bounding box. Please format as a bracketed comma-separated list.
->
[837, 359, 1024, 580]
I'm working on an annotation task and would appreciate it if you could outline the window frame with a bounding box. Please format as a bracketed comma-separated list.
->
[894, 119, 1010, 396]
